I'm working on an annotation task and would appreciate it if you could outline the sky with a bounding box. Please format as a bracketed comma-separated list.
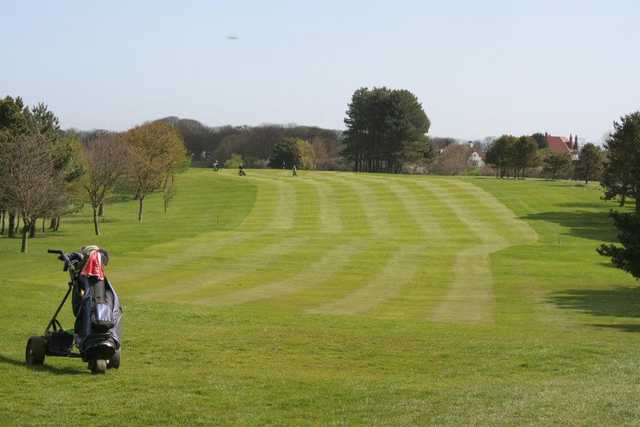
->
[1, 1, 639, 142]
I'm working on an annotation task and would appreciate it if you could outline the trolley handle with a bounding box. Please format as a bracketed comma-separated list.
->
[47, 249, 73, 272]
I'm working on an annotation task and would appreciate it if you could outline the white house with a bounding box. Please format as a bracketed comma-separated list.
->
[468, 151, 485, 168]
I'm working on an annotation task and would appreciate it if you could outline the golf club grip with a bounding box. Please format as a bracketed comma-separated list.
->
[47, 249, 64, 255]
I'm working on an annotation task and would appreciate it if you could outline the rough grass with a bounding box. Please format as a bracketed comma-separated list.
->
[0, 168, 639, 426]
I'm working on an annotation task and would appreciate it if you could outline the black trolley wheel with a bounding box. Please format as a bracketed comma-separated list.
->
[108, 349, 120, 370]
[91, 359, 107, 375]
[25, 336, 46, 366]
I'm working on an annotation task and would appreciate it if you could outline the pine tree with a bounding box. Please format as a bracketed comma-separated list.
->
[601, 112, 640, 208]
[575, 143, 604, 184]
[598, 112, 640, 280]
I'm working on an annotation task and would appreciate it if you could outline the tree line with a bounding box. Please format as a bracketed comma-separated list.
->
[154, 117, 345, 170]
[483, 134, 605, 183]
[485, 135, 539, 179]
[126, 90, 450, 174]
[154, 90, 433, 174]
[0, 96, 187, 253]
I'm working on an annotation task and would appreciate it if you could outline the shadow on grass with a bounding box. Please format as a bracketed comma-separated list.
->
[591, 324, 640, 333]
[0, 354, 85, 375]
[548, 286, 640, 319]
[558, 202, 618, 209]
[523, 210, 616, 241]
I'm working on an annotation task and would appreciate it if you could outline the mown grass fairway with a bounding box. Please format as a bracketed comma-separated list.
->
[1, 169, 639, 425]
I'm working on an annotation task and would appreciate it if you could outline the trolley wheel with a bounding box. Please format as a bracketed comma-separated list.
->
[91, 359, 107, 375]
[25, 336, 46, 366]
[108, 349, 120, 369]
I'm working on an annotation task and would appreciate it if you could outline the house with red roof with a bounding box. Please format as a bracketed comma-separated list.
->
[545, 133, 579, 160]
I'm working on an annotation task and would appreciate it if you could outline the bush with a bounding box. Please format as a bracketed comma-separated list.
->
[269, 138, 316, 169]
[225, 153, 243, 168]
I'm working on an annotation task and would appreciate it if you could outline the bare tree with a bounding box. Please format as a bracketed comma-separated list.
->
[0, 135, 8, 236]
[310, 136, 330, 169]
[432, 144, 473, 175]
[0, 131, 17, 238]
[2, 134, 64, 252]
[162, 174, 176, 214]
[82, 135, 128, 235]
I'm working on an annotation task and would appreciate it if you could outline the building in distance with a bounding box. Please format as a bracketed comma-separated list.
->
[546, 133, 580, 160]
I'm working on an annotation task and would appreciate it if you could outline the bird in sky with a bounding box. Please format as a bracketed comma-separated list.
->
[226, 35, 239, 40]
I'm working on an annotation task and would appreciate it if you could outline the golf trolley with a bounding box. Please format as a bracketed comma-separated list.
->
[25, 249, 122, 374]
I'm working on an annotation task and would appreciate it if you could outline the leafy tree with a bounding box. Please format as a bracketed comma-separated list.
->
[531, 132, 548, 149]
[485, 135, 516, 178]
[123, 122, 186, 222]
[601, 112, 640, 207]
[393, 90, 431, 168]
[597, 212, 640, 279]
[31, 105, 85, 235]
[575, 143, 604, 184]
[268, 138, 315, 169]
[512, 136, 539, 179]
[269, 139, 299, 168]
[597, 112, 640, 280]
[45, 133, 86, 234]
[0, 96, 29, 135]
[27, 102, 60, 136]
[402, 139, 436, 170]
[343, 87, 430, 172]
[543, 152, 572, 180]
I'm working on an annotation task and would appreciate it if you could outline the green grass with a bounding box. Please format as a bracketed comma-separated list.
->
[1, 168, 639, 425]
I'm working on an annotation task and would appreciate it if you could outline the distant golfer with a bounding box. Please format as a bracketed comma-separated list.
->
[292, 165, 297, 176]
[238, 164, 247, 176]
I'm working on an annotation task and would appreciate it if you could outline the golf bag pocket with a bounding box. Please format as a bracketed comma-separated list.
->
[92, 302, 114, 332]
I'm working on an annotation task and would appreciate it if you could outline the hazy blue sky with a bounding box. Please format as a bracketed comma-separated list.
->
[2, 1, 639, 141]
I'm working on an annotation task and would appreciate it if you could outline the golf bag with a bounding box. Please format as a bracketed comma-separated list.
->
[26, 248, 123, 374]
[68, 252, 122, 357]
